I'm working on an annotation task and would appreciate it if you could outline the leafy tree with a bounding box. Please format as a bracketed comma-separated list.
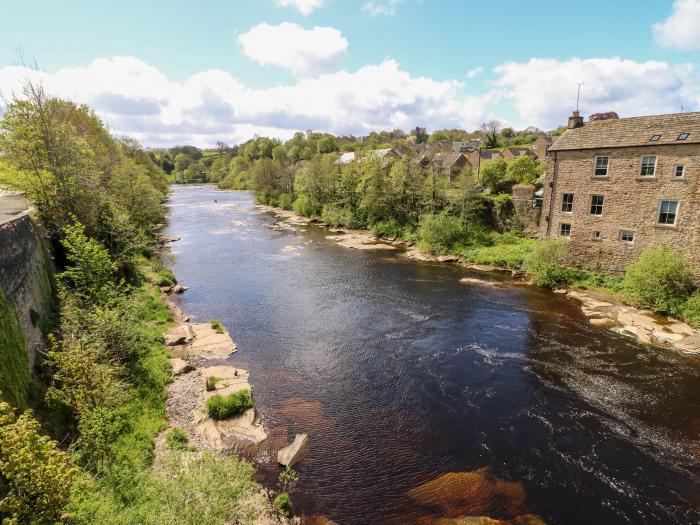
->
[317, 136, 338, 154]
[173, 153, 192, 173]
[480, 119, 502, 148]
[506, 155, 540, 185]
[479, 158, 508, 193]
[501, 127, 514, 139]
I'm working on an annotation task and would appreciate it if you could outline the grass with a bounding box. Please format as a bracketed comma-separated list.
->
[274, 492, 293, 518]
[460, 233, 536, 269]
[205, 376, 220, 392]
[165, 427, 195, 452]
[206, 390, 253, 420]
[210, 319, 224, 334]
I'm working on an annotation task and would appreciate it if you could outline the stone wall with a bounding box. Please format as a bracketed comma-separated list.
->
[539, 144, 700, 274]
[0, 203, 54, 370]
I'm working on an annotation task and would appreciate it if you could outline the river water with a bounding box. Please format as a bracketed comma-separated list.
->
[164, 185, 700, 525]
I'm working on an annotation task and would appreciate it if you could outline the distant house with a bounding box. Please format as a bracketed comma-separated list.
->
[335, 148, 401, 168]
[502, 147, 535, 160]
[532, 135, 554, 160]
[466, 148, 503, 169]
[451, 139, 482, 152]
[430, 152, 470, 181]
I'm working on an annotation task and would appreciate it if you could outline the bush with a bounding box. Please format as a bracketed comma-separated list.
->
[680, 292, 700, 328]
[155, 267, 176, 287]
[524, 240, 574, 288]
[277, 192, 294, 210]
[321, 203, 355, 228]
[210, 319, 223, 334]
[205, 390, 253, 420]
[369, 219, 407, 239]
[623, 245, 694, 314]
[275, 492, 294, 518]
[165, 427, 193, 451]
[463, 234, 536, 269]
[417, 211, 471, 254]
[292, 194, 321, 218]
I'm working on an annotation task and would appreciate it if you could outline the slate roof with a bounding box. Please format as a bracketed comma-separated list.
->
[550, 112, 700, 151]
[432, 152, 464, 167]
[503, 147, 531, 156]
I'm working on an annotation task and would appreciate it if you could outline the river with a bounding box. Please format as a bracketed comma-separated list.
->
[164, 185, 700, 525]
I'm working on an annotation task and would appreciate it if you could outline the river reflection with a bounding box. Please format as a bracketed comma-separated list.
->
[165, 185, 700, 525]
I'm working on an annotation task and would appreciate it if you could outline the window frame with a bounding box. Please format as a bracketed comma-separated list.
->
[657, 200, 679, 226]
[619, 230, 635, 243]
[638, 155, 658, 178]
[592, 230, 602, 241]
[561, 193, 574, 213]
[674, 164, 686, 179]
[593, 156, 609, 177]
[677, 133, 689, 141]
[589, 194, 605, 216]
[649, 134, 662, 142]
[559, 223, 571, 238]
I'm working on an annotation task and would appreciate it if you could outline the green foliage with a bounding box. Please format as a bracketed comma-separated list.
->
[73, 407, 128, 472]
[278, 467, 299, 494]
[205, 390, 253, 420]
[417, 211, 473, 254]
[59, 220, 116, 304]
[274, 492, 294, 519]
[155, 266, 176, 287]
[480, 158, 509, 193]
[165, 427, 193, 451]
[292, 194, 321, 218]
[0, 400, 76, 524]
[623, 245, 694, 314]
[679, 292, 700, 328]
[321, 203, 356, 228]
[506, 155, 540, 185]
[524, 239, 574, 288]
[210, 319, 224, 334]
[0, 289, 29, 409]
[462, 234, 536, 269]
[277, 192, 294, 210]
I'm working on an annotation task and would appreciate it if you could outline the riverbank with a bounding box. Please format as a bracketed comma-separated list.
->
[255, 201, 700, 354]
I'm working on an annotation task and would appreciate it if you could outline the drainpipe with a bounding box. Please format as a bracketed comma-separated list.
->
[545, 151, 558, 237]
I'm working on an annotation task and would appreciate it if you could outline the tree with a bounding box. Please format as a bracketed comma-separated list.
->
[479, 157, 508, 193]
[413, 127, 429, 144]
[316, 136, 338, 154]
[501, 127, 514, 139]
[480, 120, 502, 148]
[174, 153, 192, 173]
[506, 156, 539, 185]
[215, 141, 229, 153]
[272, 145, 288, 163]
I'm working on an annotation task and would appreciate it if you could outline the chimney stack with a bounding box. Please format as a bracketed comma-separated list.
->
[568, 110, 584, 129]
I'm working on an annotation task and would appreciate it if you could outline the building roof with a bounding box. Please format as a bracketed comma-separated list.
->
[480, 149, 502, 159]
[432, 152, 465, 167]
[336, 151, 356, 164]
[534, 135, 553, 144]
[550, 112, 700, 151]
[503, 147, 531, 156]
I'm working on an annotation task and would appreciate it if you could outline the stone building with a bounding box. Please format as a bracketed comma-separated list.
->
[531, 135, 554, 160]
[539, 110, 700, 274]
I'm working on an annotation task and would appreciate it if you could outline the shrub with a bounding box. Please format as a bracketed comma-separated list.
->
[321, 203, 355, 228]
[623, 245, 694, 314]
[206, 390, 253, 420]
[277, 192, 294, 210]
[275, 492, 294, 518]
[417, 211, 471, 254]
[165, 427, 193, 451]
[523, 240, 574, 288]
[155, 267, 176, 287]
[463, 235, 536, 269]
[292, 194, 321, 218]
[205, 376, 220, 392]
[680, 292, 700, 328]
[369, 219, 407, 239]
[210, 319, 224, 334]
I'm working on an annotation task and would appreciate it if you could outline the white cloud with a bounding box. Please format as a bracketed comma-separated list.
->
[493, 57, 699, 129]
[238, 22, 347, 77]
[0, 56, 490, 147]
[362, 0, 404, 16]
[652, 0, 700, 52]
[467, 66, 483, 79]
[276, 0, 324, 16]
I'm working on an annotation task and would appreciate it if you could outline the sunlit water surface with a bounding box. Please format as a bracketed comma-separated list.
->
[165, 185, 700, 525]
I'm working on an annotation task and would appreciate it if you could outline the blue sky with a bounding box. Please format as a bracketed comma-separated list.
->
[1, 0, 699, 146]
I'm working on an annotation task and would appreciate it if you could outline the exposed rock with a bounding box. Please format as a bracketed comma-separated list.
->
[172, 283, 189, 294]
[326, 232, 396, 251]
[165, 325, 191, 346]
[407, 467, 526, 519]
[651, 330, 685, 344]
[553, 289, 568, 295]
[202, 365, 251, 399]
[170, 358, 194, 376]
[198, 408, 268, 448]
[189, 323, 237, 359]
[303, 517, 339, 525]
[404, 247, 440, 261]
[277, 433, 309, 467]
[465, 264, 507, 273]
[589, 317, 615, 328]
[432, 516, 546, 525]
[437, 255, 459, 263]
[460, 277, 496, 287]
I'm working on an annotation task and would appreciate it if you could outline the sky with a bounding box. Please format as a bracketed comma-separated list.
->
[1, 0, 700, 147]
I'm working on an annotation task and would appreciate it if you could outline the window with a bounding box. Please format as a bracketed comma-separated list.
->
[620, 230, 635, 243]
[590, 195, 604, 215]
[677, 133, 689, 140]
[650, 135, 662, 141]
[674, 165, 686, 178]
[594, 156, 609, 176]
[559, 223, 571, 237]
[657, 200, 679, 226]
[639, 155, 657, 177]
[561, 193, 574, 212]
[592, 230, 602, 240]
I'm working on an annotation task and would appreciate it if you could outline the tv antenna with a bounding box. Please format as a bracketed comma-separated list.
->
[574, 82, 585, 112]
